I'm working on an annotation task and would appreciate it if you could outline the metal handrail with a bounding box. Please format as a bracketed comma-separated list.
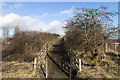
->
[36, 37, 59, 77]
[64, 41, 80, 72]
[36, 37, 81, 78]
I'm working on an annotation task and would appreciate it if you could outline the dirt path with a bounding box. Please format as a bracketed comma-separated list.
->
[47, 38, 68, 78]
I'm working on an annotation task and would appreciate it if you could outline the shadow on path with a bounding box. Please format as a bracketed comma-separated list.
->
[47, 53, 69, 77]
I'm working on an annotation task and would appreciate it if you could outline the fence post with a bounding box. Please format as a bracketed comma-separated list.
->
[34, 58, 37, 70]
[105, 43, 108, 53]
[79, 59, 81, 72]
[46, 57, 48, 78]
[115, 41, 117, 54]
[69, 56, 72, 79]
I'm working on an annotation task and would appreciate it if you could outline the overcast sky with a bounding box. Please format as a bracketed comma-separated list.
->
[0, 2, 119, 38]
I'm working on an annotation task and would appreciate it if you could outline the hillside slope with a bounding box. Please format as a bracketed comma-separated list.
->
[2, 31, 59, 78]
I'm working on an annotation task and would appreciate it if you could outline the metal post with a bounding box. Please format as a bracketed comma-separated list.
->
[105, 43, 108, 52]
[69, 56, 72, 79]
[46, 55, 48, 78]
[34, 58, 37, 70]
[115, 41, 117, 54]
[79, 59, 81, 72]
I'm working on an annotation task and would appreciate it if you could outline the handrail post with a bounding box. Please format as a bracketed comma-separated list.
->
[115, 41, 117, 54]
[105, 43, 108, 53]
[46, 56, 48, 78]
[79, 59, 81, 72]
[34, 58, 37, 70]
[69, 55, 72, 79]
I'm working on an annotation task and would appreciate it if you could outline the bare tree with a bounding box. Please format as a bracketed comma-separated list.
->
[14, 25, 20, 35]
[64, 7, 118, 65]
[2, 27, 9, 41]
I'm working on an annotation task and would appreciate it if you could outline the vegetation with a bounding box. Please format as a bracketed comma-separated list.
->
[2, 25, 59, 78]
[1, 6, 119, 78]
[64, 7, 119, 78]
[64, 7, 118, 65]
[2, 26, 59, 62]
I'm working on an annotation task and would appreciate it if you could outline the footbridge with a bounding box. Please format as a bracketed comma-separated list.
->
[35, 37, 81, 78]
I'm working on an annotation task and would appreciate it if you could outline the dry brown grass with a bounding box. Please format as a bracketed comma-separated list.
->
[2, 31, 59, 78]
[2, 61, 41, 78]
[77, 50, 119, 78]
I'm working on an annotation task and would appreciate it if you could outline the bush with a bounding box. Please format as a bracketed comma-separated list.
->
[2, 31, 59, 62]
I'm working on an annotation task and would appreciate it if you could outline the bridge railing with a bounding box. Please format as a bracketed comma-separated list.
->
[67, 47, 80, 71]
[36, 37, 59, 77]
[64, 40, 81, 78]
[36, 37, 81, 78]
[105, 42, 120, 55]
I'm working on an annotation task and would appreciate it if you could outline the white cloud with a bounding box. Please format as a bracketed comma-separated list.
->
[3, 3, 24, 9]
[60, 9, 73, 15]
[39, 13, 48, 18]
[2, 3, 24, 14]
[13, 3, 24, 8]
[60, 5, 74, 15]
[0, 2, 2, 15]
[34, 13, 49, 20]
[47, 20, 65, 35]
[0, 13, 65, 35]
